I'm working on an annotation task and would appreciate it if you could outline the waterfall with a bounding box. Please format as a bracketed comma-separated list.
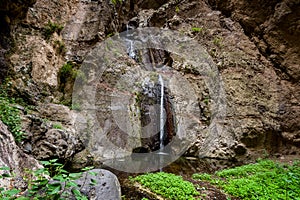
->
[158, 74, 165, 150]
[126, 24, 136, 59]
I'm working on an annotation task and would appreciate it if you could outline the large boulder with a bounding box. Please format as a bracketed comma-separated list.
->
[72, 169, 122, 200]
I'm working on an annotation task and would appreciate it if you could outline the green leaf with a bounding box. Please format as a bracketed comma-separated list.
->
[40, 161, 50, 165]
[66, 181, 79, 188]
[69, 173, 82, 179]
[88, 171, 98, 176]
[59, 169, 68, 174]
[47, 184, 61, 195]
[2, 188, 21, 196]
[0, 166, 10, 171]
[72, 188, 81, 196]
[16, 197, 30, 200]
[82, 166, 94, 171]
[49, 159, 59, 163]
[1, 173, 11, 178]
[90, 178, 97, 186]
[33, 168, 48, 176]
[53, 174, 65, 182]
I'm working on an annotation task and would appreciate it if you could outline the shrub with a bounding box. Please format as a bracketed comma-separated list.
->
[54, 40, 66, 55]
[0, 92, 24, 142]
[0, 159, 96, 199]
[59, 62, 74, 81]
[59, 62, 86, 85]
[44, 21, 63, 40]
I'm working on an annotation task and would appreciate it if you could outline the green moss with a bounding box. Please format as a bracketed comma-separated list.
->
[193, 159, 300, 200]
[131, 172, 199, 200]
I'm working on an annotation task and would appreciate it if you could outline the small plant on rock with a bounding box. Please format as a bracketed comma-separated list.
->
[191, 27, 203, 33]
[53, 123, 63, 130]
[213, 36, 222, 47]
[54, 40, 66, 55]
[43, 20, 63, 40]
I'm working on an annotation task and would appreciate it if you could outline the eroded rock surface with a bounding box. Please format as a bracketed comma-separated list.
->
[0, 121, 41, 187]
[22, 104, 83, 160]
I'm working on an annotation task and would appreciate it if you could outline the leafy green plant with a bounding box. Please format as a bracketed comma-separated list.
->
[131, 172, 199, 200]
[59, 62, 86, 85]
[53, 123, 63, 130]
[191, 27, 203, 32]
[0, 91, 24, 142]
[0, 159, 96, 199]
[111, 0, 122, 5]
[59, 62, 74, 80]
[54, 40, 66, 55]
[71, 103, 81, 111]
[193, 159, 300, 200]
[44, 21, 63, 40]
[213, 36, 222, 47]
[192, 173, 212, 181]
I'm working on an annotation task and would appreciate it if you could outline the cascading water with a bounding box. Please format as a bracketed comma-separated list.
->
[126, 24, 136, 60]
[158, 74, 165, 172]
[158, 74, 165, 150]
[124, 23, 175, 154]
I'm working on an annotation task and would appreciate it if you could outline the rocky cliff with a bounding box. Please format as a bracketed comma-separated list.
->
[0, 0, 299, 169]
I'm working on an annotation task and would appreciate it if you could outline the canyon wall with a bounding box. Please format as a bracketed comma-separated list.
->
[0, 0, 299, 167]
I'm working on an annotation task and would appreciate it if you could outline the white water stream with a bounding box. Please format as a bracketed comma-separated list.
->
[158, 74, 165, 150]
